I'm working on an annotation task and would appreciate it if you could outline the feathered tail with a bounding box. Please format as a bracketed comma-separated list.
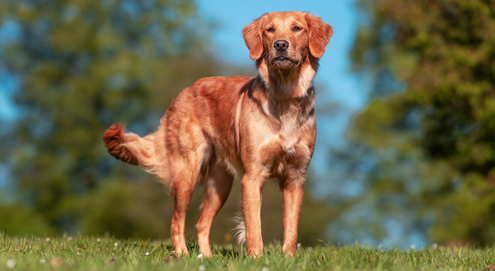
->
[103, 123, 158, 171]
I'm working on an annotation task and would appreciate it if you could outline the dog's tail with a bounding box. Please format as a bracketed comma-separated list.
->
[103, 123, 158, 172]
[232, 211, 246, 245]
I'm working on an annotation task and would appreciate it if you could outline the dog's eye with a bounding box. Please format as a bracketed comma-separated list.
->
[267, 27, 275, 32]
[293, 26, 301, 31]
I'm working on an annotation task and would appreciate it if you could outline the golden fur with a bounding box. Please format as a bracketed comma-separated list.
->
[103, 11, 332, 257]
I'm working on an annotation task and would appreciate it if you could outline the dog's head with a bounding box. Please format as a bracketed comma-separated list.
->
[243, 12, 333, 69]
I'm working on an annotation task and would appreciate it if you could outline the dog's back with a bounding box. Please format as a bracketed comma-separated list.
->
[104, 76, 252, 181]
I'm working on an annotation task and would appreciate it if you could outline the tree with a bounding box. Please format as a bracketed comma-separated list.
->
[0, 0, 226, 235]
[345, 0, 495, 246]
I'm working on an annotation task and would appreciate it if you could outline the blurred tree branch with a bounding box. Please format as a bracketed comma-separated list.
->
[341, 0, 495, 246]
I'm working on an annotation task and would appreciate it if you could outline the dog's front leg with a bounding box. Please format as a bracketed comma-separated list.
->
[281, 176, 305, 256]
[241, 173, 265, 257]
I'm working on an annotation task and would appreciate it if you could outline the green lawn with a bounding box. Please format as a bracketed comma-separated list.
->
[1, 236, 493, 270]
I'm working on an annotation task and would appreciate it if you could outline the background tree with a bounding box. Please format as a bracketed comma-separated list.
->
[340, 0, 495, 246]
[0, 0, 225, 236]
[0, 0, 337, 245]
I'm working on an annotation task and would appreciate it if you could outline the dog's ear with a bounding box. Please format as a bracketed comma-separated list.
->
[304, 13, 333, 59]
[243, 15, 265, 61]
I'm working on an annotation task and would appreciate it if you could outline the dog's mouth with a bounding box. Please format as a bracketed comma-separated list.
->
[271, 56, 300, 67]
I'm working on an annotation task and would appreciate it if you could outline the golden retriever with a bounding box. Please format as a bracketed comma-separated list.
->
[103, 11, 332, 257]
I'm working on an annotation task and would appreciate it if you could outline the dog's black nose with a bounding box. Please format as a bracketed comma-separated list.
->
[274, 40, 289, 51]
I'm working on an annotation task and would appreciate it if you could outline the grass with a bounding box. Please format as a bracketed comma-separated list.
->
[1, 236, 494, 271]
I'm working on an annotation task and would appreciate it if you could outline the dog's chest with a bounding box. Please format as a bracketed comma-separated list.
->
[259, 110, 304, 177]
[264, 101, 304, 156]
[277, 110, 301, 152]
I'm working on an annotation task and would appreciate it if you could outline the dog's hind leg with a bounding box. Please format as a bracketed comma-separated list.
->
[195, 162, 233, 257]
[170, 174, 195, 256]
[169, 143, 208, 256]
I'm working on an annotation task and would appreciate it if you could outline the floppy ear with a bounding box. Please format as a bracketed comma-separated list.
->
[242, 16, 265, 60]
[304, 13, 333, 59]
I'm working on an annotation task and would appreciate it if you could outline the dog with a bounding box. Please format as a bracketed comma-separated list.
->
[103, 11, 332, 257]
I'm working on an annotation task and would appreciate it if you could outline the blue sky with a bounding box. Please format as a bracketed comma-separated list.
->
[196, 0, 365, 107]
[195, 0, 367, 174]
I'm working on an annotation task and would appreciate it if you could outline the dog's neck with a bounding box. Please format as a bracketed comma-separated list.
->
[256, 54, 319, 100]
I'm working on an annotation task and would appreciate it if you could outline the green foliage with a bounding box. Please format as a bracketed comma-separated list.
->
[79, 180, 172, 239]
[0, 0, 227, 236]
[348, 0, 495, 246]
[1, 236, 494, 270]
[0, 205, 55, 236]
